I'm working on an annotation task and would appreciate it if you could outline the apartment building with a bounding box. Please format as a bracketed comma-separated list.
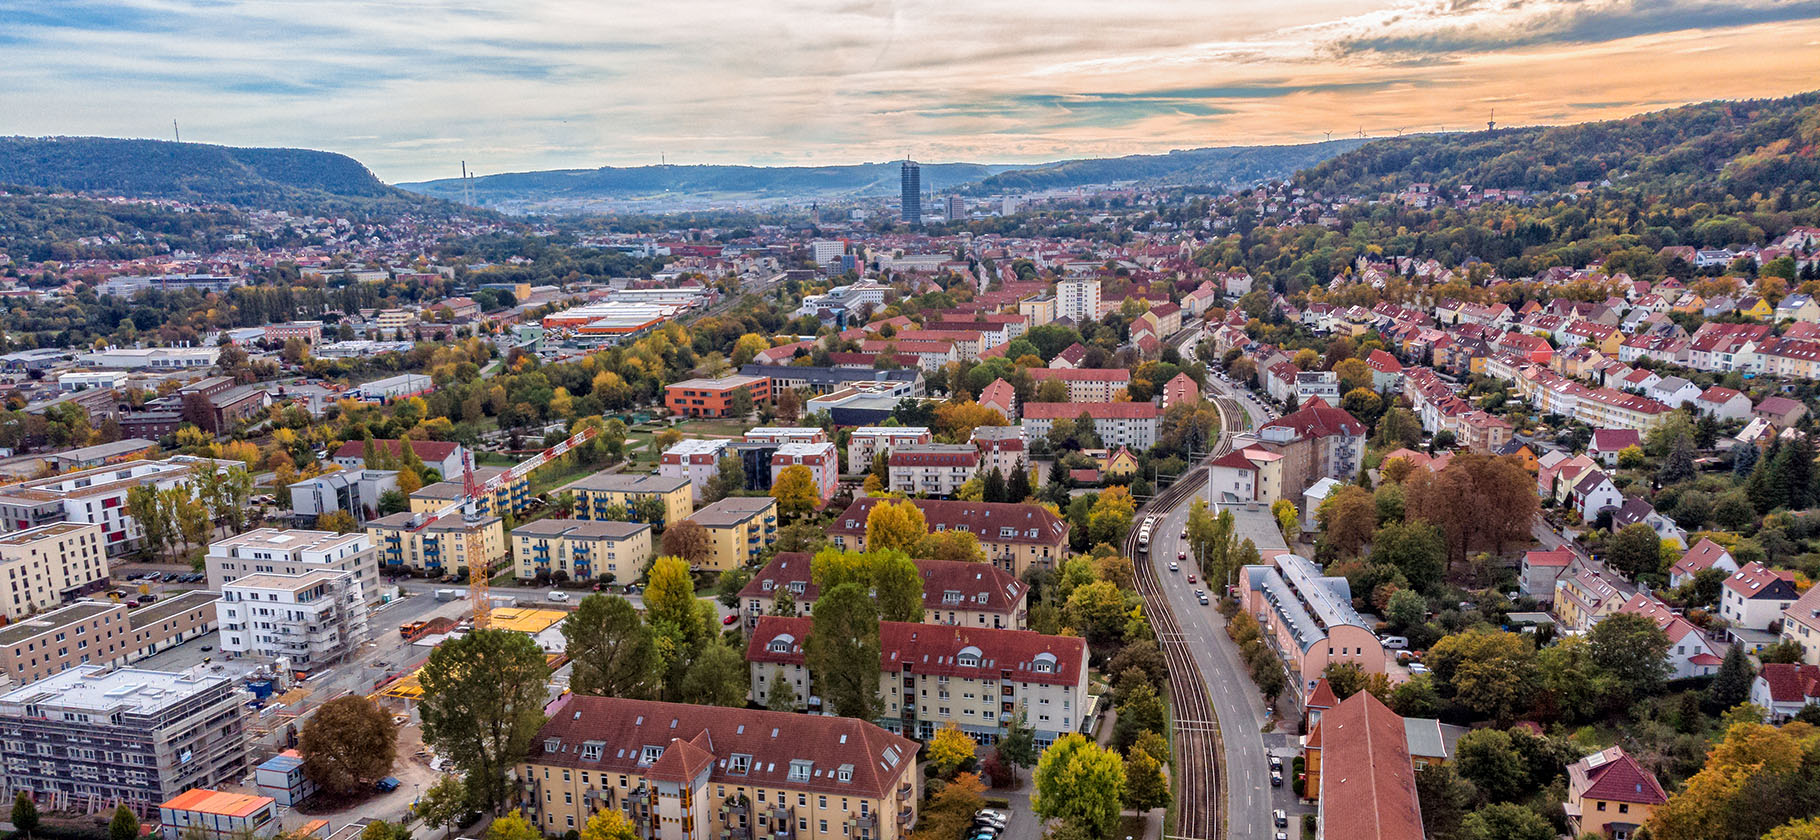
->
[970, 428, 1026, 480]
[847, 428, 932, 471]
[1056, 277, 1101, 323]
[1020, 402, 1161, 450]
[660, 439, 731, 503]
[287, 469, 399, 527]
[739, 555, 1027, 632]
[1250, 398, 1366, 501]
[1025, 368, 1131, 403]
[749, 617, 1087, 747]
[773, 442, 839, 506]
[827, 498, 1068, 577]
[364, 511, 506, 578]
[518, 695, 920, 840]
[744, 427, 828, 445]
[1239, 554, 1386, 696]
[328, 439, 468, 480]
[0, 592, 215, 686]
[0, 522, 108, 620]
[408, 468, 532, 519]
[887, 445, 979, 498]
[0, 457, 234, 556]
[571, 474, 694, 530]
[511, 519, 652, 583]
[685, 498, 779, 572]
[0, 666, 250, 815]
[1206, 448, 1286, 505]
[664, 375, 772, 418]
[217, 570, 370, 668]
[204, 529, 380, 604]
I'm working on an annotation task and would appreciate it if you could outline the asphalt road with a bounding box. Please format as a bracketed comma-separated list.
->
[1144, 373, 1308, 840]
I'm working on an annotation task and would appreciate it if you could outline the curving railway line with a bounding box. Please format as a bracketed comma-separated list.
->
[1122, 392, 1247, 840]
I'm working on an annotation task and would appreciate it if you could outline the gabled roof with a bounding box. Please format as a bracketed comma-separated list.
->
[1724, 561, 1799, 601]
[1672, 538, 1733, 578]
[828, 498, 1068, 547]
[1588, 429, 1641, 453]
[747, 616, 1086, 686]
[1261, 396, 1365, 439]
[1758, 662, 1820, 704]
[1317, 692, 1425, 840]
[1569, 746, 1667, 806]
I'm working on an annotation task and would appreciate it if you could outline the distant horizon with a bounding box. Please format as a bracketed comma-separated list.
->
[6, 1, 1820, 182]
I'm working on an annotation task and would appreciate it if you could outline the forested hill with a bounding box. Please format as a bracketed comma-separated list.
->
[0, 136, 447, 216]
[1294, 92, 1820, 198]
[962, 139, 1369, 195]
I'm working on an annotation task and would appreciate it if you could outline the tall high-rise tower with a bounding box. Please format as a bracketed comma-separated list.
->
[900, 159, 922, 226]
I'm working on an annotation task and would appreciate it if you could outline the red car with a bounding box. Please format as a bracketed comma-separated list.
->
[1187, 574, 1197, 583]
[721, 614, 739, 625]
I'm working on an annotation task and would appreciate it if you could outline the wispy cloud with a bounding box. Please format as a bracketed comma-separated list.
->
[0, 0, 1817, 181]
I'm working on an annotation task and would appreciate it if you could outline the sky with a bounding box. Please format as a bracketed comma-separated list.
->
[4, 0, 1820, 183]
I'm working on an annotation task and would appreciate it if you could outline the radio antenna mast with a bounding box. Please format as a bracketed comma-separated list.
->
[172, 120, 180, 143]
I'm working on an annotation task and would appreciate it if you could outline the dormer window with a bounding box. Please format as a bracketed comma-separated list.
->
[788, 581, 805, 594]
[789, 760, 813, 781]
[728, 754, 752, 775]
[640, 745, 663, 765]
[769, 633, 796, 654]
[762, 580, 775, 592]
[544, 738, 561, 753]
[581, 741, 604, 761]
[836, 764, 853, 783]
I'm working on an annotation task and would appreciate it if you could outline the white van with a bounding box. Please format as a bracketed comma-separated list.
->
[1379, 635, 1409, 650]
[546, 591, 571, 603]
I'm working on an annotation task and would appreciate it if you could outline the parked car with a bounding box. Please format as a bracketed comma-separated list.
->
[721, 614, 739, 625]
[1270, 771, 1282, 787]
[1273, 810, 1287, 828]
[375, 776, 401, 792]
[1408, 663, 1430, 675]
[1379, 635, 1410, 650]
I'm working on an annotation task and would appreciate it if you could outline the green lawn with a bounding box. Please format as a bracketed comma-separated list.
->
[527, 455, 614, 496]
[673, 419, 752, 437]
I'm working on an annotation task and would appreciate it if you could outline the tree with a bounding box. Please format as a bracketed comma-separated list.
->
[1386, 589, 1427, 631]
[1317, 485, 1378, 557]
[1369, 521, 1447, 594]
[108, 805, 139, 840]
[318, 509, 359, 533]
[1461, 803, 1552, 840]
[1648, 721, 1820, 840]
[415, 775, 470, 839]
[1113, 682, 1166, 750]
[563, 594, 657, 699]
[1659, 435, 1697, 484]
[1455, 729, 1526, 802]
[1608, 522, 1664, 580]
[1064, 580, 1128, 644]
[771, 464, 818, 522]
[998, 705, 1037, 781]
[1427, 629, 1535, 723]
[807, 583, 882, 720]
[485, 812, 540, 840]
[126, 483, 171, 559]
[872, 550, 925, 622]
[766, 666, 799, 711]
[928, 722, 978, 778]
[581, 808, 638, 840]
[1709, 643, 1757, 710]
[12, 793, 37, 840]
[1272, 498, 1299, 543]
[865, 498, 927, 551]
[1322, 663, 1369, 700]
[420, 629, 550, 812]
[361, 821, 408, 840]
[678, 641, 749, 707]
[1587, 611, 1672, 698]
[298, 694, 398, 795]
[1122, 741, 1170, 812]
[1008, 459, 1034, 502]
[1032, 733, 1125, 840]
[631, 494, 667, 529]
[706, 455, 746, 502]
[660, 520, 714, 567]
[1415, 763, 1473, 840]
[913, 529, 987, 564]
[982, 468, 1007, 503]
[715, 567, 753, 609]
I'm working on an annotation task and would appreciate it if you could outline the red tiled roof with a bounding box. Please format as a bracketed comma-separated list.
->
[1571, 747, 1668, 806]
[1021, 401, 1160, 420]
[1263, 397, 1365, 438]
[1318, 692, 1425, 840]
[1027, 368, 1132, 383]
[747, 616, 1086, 686]
[528, 695, 917, 799]
[1672, 538, 1732, 578]
[828, 498, 1068, 547]
[737, 552, 816, 602]
[917, 559, 1028, 614]
[1523, 548, 1575, 568]
[331, 438, 459, 464]
[1724, 561, 1799, 600]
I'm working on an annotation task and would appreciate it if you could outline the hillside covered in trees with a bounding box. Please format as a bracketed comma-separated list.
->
[1296, 92, 1820, 199]
[964, 139, 1367, 194]
[0, 136, 449, 216]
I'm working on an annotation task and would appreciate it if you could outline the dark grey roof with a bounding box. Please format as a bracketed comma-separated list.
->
[739, 364, 920, 386]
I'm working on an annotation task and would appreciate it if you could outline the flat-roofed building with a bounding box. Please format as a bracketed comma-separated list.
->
[218, 570, 370, 667]
[749, 617, 1086, 746]
[570, 473, 694, 530]
[511, 519, 652, 583]
[43, 439, 159, 471]
[0, 666, 250, 815]
[773, 441, 839, 505]
[685, 497, 778, 571]
[365, 511, 506, 578]
[157, 789, 282, 840]
[517, 695, 921, 840]
[0, 457, 237, 556]
[408, 467, 530, 518]
[664, 375, 771, 418]
[0, 522, 108, 618]
[205, 528, 380, 603]
[848, 427, 932, 471]
[660, 439, 731, 503]
[287, 469, 399, 527]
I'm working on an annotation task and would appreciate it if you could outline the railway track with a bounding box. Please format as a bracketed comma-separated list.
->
[1124, 391, 1245, 840]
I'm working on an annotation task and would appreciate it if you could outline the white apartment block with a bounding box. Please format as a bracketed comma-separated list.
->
[0, 522, 108, 620]
[848, 427, 933, 471]
[658, 438, 730, 502]
[217, 570, 370, 668]
[0, 457, 236, 557]
[1056, 277, 1101, 323]
[1020, 403, 1161, 450]
[205, 529, 381, 604]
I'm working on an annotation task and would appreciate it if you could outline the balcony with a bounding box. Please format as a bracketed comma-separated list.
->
[849, 814, 878, 832]
[898, 809, 913, 827]
[897, 784, 913, 801]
